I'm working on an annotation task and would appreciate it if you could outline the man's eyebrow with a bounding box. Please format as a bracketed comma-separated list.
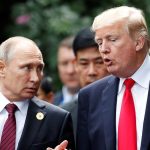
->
[95, 57, 103, 60]
[79, 57, 102, 62]
[79, 58, 89, 61]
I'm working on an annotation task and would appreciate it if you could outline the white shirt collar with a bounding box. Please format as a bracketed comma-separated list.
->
[62, 86, 78, 103]
[0, 93, 9, 113]
[0, 92, 29, 115]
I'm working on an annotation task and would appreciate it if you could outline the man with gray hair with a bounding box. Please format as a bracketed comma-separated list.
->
[0, 36, 75, 150]
[77, 6, 150, 150]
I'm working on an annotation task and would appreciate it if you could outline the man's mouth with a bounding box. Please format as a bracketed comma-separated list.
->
[103, 58, 112, 66]
[25, 88, 37, 93]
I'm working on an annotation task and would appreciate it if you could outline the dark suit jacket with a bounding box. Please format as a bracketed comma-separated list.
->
[17, 97, 75, 150]
[60, 99, 78, 140]
[77, 75, 150, 150]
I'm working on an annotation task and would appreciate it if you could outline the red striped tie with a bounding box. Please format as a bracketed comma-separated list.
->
[118, 78, 137, 150]
[0, 103, 17, 150]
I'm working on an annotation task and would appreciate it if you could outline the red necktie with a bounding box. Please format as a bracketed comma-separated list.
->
[0, 103, 17, 150]
[118, 78, 137, 150]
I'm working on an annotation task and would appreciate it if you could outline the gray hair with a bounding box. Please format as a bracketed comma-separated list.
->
[0, 36, 39, 63]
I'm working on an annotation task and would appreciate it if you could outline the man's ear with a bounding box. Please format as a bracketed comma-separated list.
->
[135, 36, 145, 52]
[0, 60, 6, 77]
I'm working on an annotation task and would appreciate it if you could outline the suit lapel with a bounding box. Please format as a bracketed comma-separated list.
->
[140, 83, 150, 150]
[17, 98, 47, 150]
[102, 76, 119, 150]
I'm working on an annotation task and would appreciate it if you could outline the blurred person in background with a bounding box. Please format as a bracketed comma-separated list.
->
[37, 76, 54, 103]
[53, 36, 80, 106]
[61, 27, 109, 139]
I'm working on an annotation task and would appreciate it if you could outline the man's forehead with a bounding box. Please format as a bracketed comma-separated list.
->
[95, 29, 124, 42]
[16, 58, 44, 66]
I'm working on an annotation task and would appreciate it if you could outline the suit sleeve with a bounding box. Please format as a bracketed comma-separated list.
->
[76, 90, 90, 150]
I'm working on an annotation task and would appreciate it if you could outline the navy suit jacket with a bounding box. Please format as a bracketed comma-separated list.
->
[17, 97, 75, 150]
[60, 99, 78, 140]
[77, 75, 150, 150]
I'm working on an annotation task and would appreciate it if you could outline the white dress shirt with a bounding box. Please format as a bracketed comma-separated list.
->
[0, 93, 29, 150]
[116, 54, 150, 150]
[62, 86, 78, 104]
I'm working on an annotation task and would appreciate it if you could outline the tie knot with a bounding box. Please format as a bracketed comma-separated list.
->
[5, 103, 17, 114]
[124, 78, 135, 89]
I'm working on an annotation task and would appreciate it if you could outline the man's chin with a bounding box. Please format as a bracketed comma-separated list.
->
[22, 93, 35, 99]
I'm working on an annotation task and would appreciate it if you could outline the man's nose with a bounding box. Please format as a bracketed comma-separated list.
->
[30, 70, 39, 82]
[99, 41, 110, 53]
[67, 63, 75, 73]
[88, 63, 96, 75]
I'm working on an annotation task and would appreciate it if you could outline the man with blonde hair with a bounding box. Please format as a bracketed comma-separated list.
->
[77, 6, 150, 150]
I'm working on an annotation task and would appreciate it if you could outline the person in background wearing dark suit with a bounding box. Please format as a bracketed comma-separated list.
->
[37, 76, 54, 103]
[53, 36, 80, 106]
[77, 6, 150, 150]
[0, 36, 75, 150]
[61, 27, 109, 139]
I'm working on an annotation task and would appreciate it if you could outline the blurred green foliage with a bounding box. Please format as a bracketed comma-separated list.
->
[4, 0, 150, 90]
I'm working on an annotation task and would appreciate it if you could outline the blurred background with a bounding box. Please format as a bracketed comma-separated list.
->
[0, 0, 150, 91]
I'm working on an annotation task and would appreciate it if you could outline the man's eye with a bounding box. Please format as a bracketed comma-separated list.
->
[37, 66, 43, 72]
[110, 38, 117, 42]
[23, 66, 31, 71]
[96, 60, 103, 64]
[59, 62, 68, 66]
[79, 62, 88, 66]
[97, 42, 102, 46]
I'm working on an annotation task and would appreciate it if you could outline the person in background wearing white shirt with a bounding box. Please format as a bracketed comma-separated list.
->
[53, 36, 80, 106]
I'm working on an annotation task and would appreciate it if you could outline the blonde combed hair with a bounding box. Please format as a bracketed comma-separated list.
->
[92, 6, 150, 50]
